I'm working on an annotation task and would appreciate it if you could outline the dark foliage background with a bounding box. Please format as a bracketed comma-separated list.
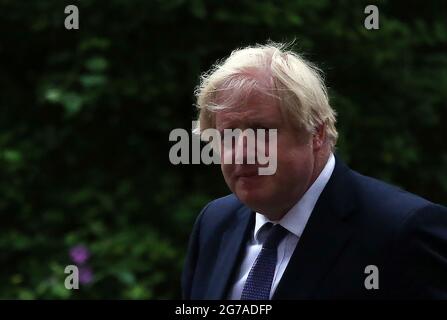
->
[0, 0, 446, 298]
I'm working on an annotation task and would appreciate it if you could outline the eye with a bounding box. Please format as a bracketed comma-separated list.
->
[218, 128, 231, 136]
[250, 125, 267, 132]
[254, 127, 271, 134]
[221, 128, 235, 136]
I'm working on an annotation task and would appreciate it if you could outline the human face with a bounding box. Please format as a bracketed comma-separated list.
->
[215, 92, 318, 219]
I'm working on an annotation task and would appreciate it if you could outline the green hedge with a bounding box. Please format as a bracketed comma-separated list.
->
[0, 0, 446, 298]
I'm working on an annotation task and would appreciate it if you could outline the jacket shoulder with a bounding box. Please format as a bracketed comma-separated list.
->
[349, 169, 437, 228]
[352, 170, 433, 208]
[199, 193, 247, 229]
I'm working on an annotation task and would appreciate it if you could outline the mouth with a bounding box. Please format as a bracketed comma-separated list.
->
[232, 165, 266, 182]
[235, 171, 259, 178]
[235, 171, 265, 184]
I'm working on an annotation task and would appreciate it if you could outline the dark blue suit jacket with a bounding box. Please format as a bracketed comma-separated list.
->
[182, 157, 447, 299]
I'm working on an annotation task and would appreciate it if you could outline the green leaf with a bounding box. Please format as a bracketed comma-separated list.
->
[85, 57, 108, 72]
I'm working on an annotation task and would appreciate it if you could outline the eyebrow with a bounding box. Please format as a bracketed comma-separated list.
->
[219, 119, 277, 129]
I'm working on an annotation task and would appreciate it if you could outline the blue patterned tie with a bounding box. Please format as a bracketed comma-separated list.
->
[240, 223, 289, 300]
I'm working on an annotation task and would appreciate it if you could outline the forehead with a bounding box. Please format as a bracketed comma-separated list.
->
[215, 91, 284, 127]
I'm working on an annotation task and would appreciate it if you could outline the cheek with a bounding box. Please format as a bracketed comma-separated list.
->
[277, 146, 312, 176]
[220, 145, 234, 166]
[220, 164, 233, 181]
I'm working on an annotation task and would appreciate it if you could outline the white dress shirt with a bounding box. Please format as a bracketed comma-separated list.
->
[228, 153, 336, 299]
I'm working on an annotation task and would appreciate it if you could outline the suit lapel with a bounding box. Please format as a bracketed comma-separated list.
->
[273, 156, 357, 299]
[206, 205, 254, 299]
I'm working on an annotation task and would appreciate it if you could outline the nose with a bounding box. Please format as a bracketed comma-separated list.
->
[235, 130, 256, 165]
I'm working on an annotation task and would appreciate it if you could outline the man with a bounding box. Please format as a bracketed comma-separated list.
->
[182, 43, 447, 299]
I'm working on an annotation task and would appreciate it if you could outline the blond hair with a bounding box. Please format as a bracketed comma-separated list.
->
[193, 42, 338, 149]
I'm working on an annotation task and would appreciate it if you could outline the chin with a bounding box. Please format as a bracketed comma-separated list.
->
[235, 186, 270, 210]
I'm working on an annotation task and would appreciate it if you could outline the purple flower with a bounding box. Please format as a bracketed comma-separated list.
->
[69, 245, 90, 265]
[79, 266, 94, 284]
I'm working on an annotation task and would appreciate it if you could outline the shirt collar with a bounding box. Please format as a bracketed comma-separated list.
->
[254, 153, 336, 242]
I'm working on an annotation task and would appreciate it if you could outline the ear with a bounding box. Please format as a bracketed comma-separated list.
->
[312, 123, 326, 151]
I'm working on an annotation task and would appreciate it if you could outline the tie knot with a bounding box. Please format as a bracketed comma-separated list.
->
[262, 223, 288, 249]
